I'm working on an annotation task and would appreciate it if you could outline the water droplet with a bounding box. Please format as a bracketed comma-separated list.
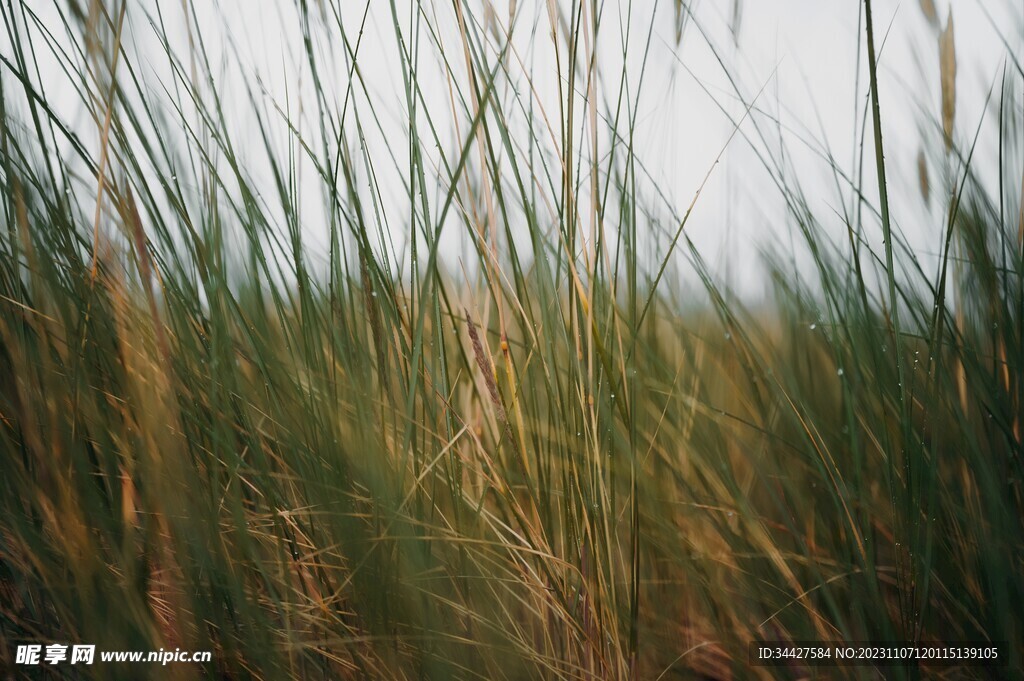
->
[809, 323, 817, 330]
[837, 368, 844, 376]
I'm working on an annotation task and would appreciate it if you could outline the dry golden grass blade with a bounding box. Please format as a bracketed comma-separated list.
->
[87, 0, 127, 280]
[466, 308, 504, 423]
[919, 0, 938, 27]
[940, 8, 957, 152]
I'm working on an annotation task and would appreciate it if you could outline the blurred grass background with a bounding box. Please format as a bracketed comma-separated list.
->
[0, 0, 1021, 678]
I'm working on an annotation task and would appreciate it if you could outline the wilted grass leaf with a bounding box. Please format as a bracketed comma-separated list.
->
[466, 309, 505, 422]
[940, 8, 956, 152]
[917, 149, 930, 203]
[919, 0, 938, 27]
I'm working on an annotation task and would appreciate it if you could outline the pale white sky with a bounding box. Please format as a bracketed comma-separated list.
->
[6, 1, 1020, 296]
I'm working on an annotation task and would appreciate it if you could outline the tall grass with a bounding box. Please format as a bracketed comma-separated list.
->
[0, 1, 1021, 679]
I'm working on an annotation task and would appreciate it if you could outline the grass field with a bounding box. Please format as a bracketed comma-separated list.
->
[1, 1, 1022, 678]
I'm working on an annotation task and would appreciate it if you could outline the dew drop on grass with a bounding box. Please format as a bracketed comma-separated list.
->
[809, 323, 817, 330]
[837, 368, 844, 376]
[724, 332, 731, 340]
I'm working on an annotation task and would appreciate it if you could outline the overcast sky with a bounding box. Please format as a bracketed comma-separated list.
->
[7, 1, 1021, 296]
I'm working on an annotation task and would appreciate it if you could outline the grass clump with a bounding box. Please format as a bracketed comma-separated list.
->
[0, 1, 1021, 679]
